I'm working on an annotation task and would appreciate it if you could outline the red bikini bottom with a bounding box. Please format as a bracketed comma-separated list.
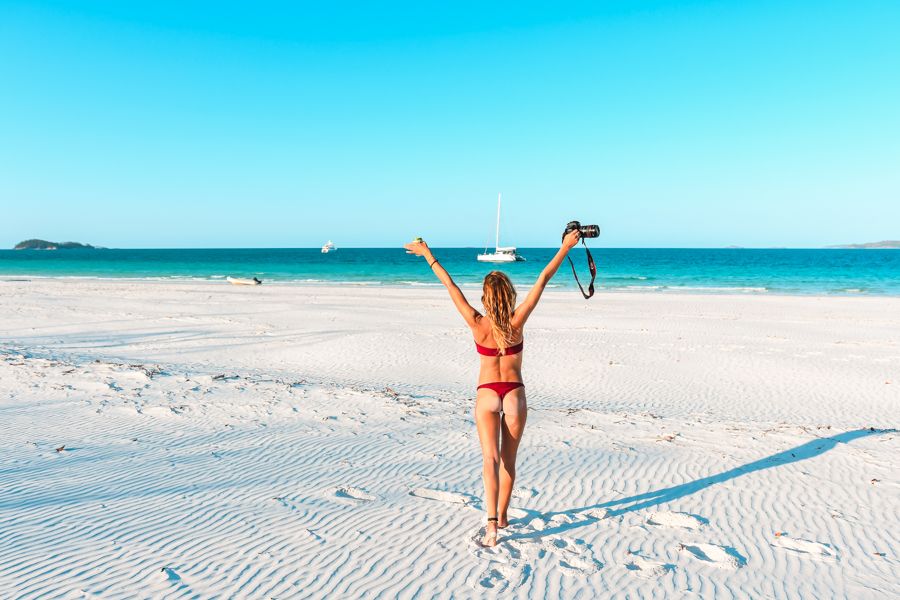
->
[477, 382, 525, 401]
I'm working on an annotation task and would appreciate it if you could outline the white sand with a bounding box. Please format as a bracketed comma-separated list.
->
[1, 280, 897, 598]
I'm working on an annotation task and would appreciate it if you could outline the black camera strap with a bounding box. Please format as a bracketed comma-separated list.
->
[566, 239, 596, 299]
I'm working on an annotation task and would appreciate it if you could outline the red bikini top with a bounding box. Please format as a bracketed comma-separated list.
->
[475, 340, 524, 357]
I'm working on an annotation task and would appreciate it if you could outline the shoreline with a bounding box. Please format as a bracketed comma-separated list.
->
[0, 274, 896, 297]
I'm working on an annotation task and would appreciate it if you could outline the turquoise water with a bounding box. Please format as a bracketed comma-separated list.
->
[1, 248, 899, 295]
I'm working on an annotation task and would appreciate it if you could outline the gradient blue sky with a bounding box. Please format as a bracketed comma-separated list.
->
[2, 0, 898, 248]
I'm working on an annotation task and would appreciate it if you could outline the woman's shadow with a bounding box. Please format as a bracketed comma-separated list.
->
[504, 427, 894, 542]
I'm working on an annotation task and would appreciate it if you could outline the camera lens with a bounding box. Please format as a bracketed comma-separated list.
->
[580, 225, 600, 238]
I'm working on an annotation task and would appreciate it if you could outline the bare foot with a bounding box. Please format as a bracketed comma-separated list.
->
[498, 514, 509, 529]
[482, 519, 498, 546]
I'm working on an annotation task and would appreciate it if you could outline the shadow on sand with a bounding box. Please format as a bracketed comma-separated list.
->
[504, 427, 895, 542]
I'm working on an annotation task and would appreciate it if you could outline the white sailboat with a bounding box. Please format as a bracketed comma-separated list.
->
[477, 193, 525, 262]
[321, 240, 336, 253]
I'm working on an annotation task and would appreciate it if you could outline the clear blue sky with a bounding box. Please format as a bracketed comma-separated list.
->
[1, 0, 898, 248]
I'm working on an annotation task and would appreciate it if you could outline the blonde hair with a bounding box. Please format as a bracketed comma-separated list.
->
[482, 271, 517, 355]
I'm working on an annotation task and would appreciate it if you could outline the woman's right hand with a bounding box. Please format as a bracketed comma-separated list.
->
[404, 239, 430, 256]
[562, 229, 581, 250]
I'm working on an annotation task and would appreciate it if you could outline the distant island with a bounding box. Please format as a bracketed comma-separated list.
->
[827, 240, 900, 249]
[13, 239, 97, 250]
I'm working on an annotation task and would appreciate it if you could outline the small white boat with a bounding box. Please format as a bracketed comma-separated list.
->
[321, 240, 336, 253]
[477, 193, 525, 263]
[227, 276, 262, 286]
[478, 246, 523, 262]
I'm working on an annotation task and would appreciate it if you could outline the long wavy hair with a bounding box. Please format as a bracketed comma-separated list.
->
[482, 271, 517, 355]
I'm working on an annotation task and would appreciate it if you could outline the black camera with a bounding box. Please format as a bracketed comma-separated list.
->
[562, 221, 599, 299]
[564, 221, 600, 238]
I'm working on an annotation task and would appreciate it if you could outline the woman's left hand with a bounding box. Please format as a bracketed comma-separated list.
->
[404, 239, 430, 256]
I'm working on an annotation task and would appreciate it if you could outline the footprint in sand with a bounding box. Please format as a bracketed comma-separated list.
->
[332, 487, 376, 502]
[647, 511, 707, 530]
[476, 565, 518, 592]
[772, 535, 836, 560]
[541, 537, 602, 576]
[409, 488, 477, 505]
[680, 543, 746, 570]
[625, 553, 675, 579]
[512, 487, 540, 500]
[543, 510, 609, 527]
[583, 508, 610, 520]
[548, 513, 577, 527]
[468, 533, 531, 591]
[525, 514, 566, 531]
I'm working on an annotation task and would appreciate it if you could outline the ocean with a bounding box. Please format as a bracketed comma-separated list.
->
[1, 248, 899, 296]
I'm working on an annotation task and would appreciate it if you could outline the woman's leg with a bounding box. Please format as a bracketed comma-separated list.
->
[475, 389, 502, 545]
[498, 388, 527, 527]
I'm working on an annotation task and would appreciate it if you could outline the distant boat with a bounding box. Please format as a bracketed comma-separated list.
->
[321, 240, 336, 253]
[477, 193, 525, 263]
[227, 276, 262, 286]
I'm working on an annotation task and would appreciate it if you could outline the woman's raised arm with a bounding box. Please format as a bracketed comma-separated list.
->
[404, 239, 479, 327]
[513, 229, 581, 326]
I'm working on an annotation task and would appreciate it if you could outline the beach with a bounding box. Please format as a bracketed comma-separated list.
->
[1, 279, 897, 598]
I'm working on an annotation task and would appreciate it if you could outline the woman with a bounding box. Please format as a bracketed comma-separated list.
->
[404, 230, 582, 546]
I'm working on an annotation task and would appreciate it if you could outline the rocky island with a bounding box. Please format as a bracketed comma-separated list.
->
[827, 240, 900, 249]
[13, 239, 97, 250]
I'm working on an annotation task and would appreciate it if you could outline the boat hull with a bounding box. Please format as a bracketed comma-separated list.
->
[477, 253, 525, 263]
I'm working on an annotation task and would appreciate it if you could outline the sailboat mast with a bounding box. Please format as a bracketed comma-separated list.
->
[495, 193, 501, 249]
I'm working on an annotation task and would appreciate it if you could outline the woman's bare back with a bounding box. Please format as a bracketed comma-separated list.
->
[471, 315, 524, 385]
